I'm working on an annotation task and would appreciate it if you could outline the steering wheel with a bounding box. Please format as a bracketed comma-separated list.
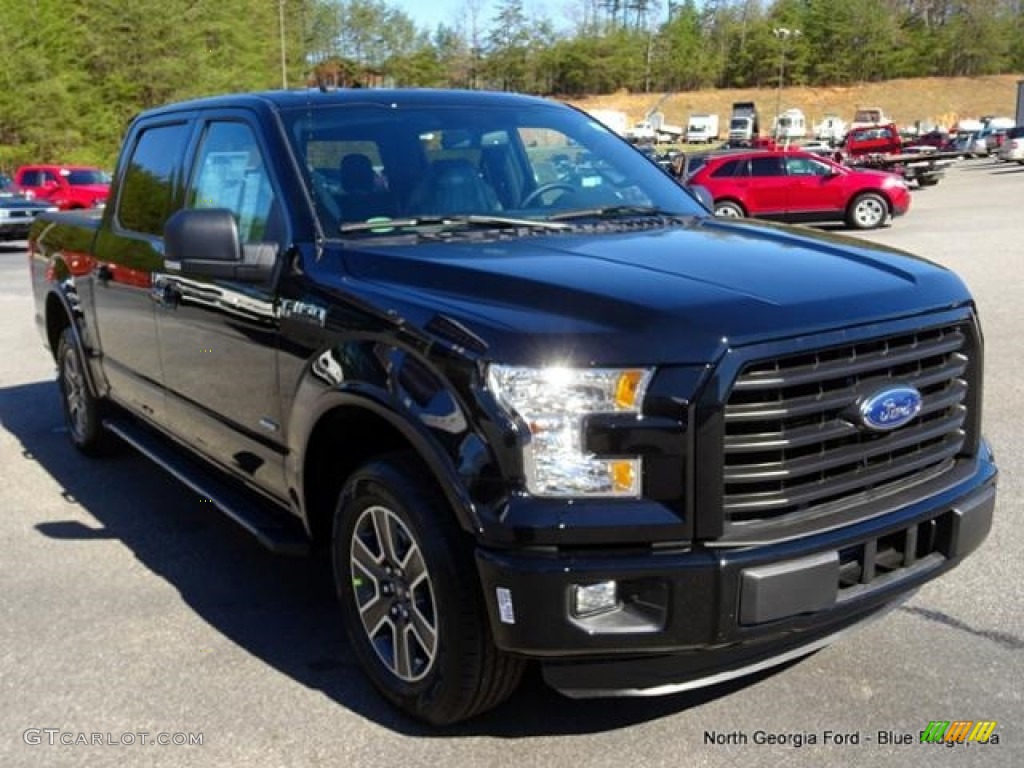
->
[521, 182, 576, 208]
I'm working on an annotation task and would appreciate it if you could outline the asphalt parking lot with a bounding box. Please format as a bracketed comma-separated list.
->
[1, 159, 1021, 767]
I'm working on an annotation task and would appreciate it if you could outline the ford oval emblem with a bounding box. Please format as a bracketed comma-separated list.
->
[858, 386, 923, 432]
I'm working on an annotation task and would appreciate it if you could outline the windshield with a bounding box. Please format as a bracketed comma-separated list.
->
[280, 99, 704, 235]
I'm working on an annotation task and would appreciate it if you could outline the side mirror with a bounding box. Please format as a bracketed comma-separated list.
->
[164, 208, 274, 281]
[687, 184, 714, 211]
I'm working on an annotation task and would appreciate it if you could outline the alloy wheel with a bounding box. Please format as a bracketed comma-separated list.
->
[61, 345, 88, 441]
[349, 505, 438, 682]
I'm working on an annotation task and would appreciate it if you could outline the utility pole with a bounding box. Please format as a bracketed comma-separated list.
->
[773, 27, 800, 138]
[279, 0, 288, 89]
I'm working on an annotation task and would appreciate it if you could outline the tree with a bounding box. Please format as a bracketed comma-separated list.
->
[483, 0, 531, 90]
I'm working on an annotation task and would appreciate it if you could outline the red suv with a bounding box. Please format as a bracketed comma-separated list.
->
[14, 165, 109, 210]
[688, 150, 911, 230]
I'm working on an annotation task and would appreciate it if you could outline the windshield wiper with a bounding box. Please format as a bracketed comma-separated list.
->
[547, 205, 682, 222]
[339, 214, 571, 234]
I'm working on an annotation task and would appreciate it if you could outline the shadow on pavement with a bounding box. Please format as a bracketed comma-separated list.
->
[2, 379, 794, 737]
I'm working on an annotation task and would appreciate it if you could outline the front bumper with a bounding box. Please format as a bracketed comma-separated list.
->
[475, 456, 996, 696]
[0, 219, 35, 240]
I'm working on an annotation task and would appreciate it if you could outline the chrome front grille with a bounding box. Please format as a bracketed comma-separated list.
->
[722, 323, 971, 526]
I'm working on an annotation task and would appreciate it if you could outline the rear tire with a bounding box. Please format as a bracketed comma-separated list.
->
[714, 200, 745, 218]
[333, 453, 524, 725]
[56, 328, 117, 456]
[846, 192, 888, 230]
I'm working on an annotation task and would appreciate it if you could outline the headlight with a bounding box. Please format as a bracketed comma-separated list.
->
[487, 365, 653, 497]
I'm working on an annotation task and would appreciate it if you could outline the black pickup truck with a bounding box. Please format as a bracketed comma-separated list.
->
[30, 89, 997, 725]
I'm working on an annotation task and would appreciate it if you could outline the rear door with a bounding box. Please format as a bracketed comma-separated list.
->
[155, 112, 291, 501]
[91, 119, 194, 420]
[744, 156, 788, 217]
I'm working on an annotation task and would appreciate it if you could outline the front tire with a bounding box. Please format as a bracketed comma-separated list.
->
[333, 454, 524, 724]
[846, 192, 888, 230]
[56, 328, 117, 456]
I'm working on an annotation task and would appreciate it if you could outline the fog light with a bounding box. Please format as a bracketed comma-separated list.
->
[572, 581, 618, 617]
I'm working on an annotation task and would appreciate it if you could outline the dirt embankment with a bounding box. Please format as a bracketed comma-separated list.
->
[568, 74, 1023, 130]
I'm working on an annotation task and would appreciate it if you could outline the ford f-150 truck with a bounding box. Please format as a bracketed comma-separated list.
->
[29, 89, 997, 725]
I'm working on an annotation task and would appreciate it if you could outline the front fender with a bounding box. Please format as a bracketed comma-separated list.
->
[285, 342, 501, 536]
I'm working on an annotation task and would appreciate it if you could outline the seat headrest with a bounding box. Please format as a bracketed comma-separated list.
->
[340, 154, 375, 194]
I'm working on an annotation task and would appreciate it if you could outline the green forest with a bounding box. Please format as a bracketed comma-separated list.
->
[2, 0, 1023, 167]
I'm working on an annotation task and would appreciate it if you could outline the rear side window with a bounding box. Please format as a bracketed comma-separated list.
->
[711, 159, 743, 178]
[66, 169, 106, 186]
[749, 157, 784, 177]
[118, 123, 191, 236]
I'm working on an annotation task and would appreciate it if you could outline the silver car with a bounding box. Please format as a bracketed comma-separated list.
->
[996, 126, 1024, 164]
[0, 181, 58, 241]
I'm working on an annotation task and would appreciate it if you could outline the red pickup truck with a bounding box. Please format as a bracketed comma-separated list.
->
[836, 124, 956, 187]
[14, 165, 109, 210]
[841, 123, 905, 156]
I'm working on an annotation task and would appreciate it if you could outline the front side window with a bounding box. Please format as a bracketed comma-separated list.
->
[118, 123, 190, 236]
[785, 156, 832, 176]
[188, 121, 280, 244]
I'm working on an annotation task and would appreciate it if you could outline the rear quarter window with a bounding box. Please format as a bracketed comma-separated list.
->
[711, 159, 744, 178]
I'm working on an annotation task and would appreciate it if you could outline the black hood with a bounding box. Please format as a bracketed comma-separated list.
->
[330, 218, 971, 365]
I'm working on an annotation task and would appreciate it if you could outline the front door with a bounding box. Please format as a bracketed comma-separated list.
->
[156, 116, 289, 501]
[783, 155, 846, 218]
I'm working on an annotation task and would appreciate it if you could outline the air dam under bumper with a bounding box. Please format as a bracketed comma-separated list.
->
[476, 466, 995, 697]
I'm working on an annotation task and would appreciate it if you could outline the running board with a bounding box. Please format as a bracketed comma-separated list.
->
[103, 417, 309, 556]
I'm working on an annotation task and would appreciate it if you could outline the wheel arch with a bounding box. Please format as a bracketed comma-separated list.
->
[846, 189, 893, 225]
[854, 188, 893, 209]
[298, 393, 484, 550]
[44, 288, 104, 399]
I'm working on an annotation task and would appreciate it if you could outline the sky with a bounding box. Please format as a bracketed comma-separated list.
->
[393, 0, 496, 32]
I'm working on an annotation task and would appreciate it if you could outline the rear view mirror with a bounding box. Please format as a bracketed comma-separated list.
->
[164, 208, 274, 281]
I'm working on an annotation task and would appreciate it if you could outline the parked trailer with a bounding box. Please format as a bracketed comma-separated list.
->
[686, 114, 720, 144]
[814, 114, 846, 144]
[774, 108, 807, 140]
[586, 109, 629, 137]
